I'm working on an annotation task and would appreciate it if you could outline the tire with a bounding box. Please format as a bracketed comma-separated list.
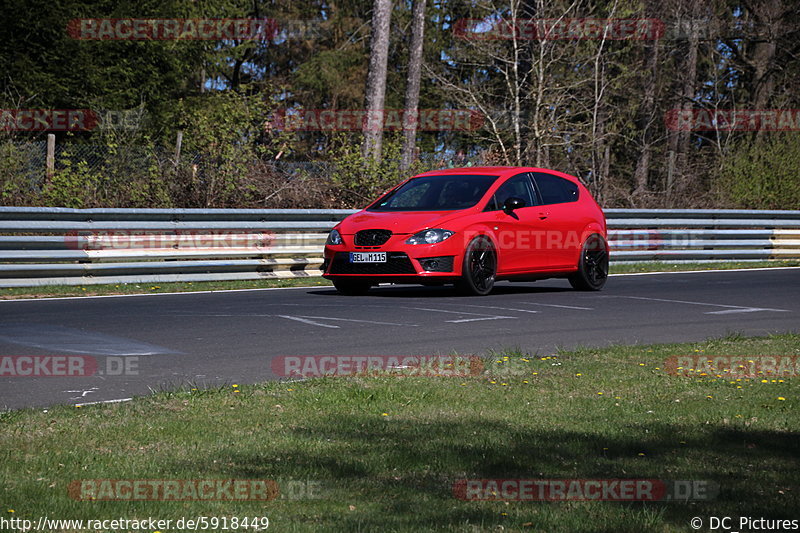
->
[333, 279, 372, 296]
[568, 234, 609, 291]
[457, 236, 497, 296]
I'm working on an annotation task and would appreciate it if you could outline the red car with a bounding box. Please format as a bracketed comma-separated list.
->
[322, 166, 608, 295]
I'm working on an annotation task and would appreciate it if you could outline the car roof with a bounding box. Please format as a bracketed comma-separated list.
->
[415, 166, 517, 176]
[416, 166, 581, 184]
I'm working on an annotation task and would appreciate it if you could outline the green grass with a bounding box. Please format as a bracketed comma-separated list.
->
[2, 261, 798, 300]
[2, 334, 798, 532]
[610, 260, 800, 274]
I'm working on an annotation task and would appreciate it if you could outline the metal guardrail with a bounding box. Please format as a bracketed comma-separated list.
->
[0, 207, 798, 287]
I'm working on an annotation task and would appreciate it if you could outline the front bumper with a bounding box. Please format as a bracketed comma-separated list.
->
[322, 248, 460, 282]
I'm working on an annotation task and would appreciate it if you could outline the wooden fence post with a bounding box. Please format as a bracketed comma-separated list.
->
[174, 130, 183, 168]
[46, 133, 55, 180]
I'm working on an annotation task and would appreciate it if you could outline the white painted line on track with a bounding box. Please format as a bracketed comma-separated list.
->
[705, 308, 787, 315]
[519, 302, 593, 310]
[447, 316, 519, 323]
[0, 284, 320, 302]
[293, 315, 418, 327]
[0, 266, 797, 303]
[610, 266, 800, 276]
[277, 315, 340, 328]
[609, 295, 789, 314]
[456, 304, 540, 314]
[404, 306, 515, 323]
[64, 387, 99, 400]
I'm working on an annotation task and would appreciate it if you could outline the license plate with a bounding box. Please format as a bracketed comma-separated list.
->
[350, 252, 387, 263]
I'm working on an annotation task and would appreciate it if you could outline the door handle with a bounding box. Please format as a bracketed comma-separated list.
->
[538, 212, 549, 220]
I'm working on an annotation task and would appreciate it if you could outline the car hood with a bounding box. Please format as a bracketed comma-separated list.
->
[337, 210, 468, 235]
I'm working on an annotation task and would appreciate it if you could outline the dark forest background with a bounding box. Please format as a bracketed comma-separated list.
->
[1, 0, 798, 209]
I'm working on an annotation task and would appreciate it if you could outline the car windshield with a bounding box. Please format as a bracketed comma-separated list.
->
[368, 174, 498, 211]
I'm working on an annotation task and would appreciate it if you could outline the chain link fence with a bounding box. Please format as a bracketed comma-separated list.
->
[0, 139, 489, 207]
[3, 141, 486, 178]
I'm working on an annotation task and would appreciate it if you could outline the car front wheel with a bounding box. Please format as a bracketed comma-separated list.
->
[457, 236, 497, 296]
[568, 234, 609, 291]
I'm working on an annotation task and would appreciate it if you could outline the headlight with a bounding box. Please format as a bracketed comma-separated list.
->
[406, 228, 454, 245]
[326, 229, 343, 245]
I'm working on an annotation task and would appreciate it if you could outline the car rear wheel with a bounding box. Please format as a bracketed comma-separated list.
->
[332, 279, 372, 296]
[568, 234, 609, 291]
[457, 236, 497, 296]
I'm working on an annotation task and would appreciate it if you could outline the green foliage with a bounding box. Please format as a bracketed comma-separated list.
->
[35, 108, 172, 208]
[718, 135, 800, 209]
[0, 140, 32, 204]
[167, 88, 288, 207]
[294, 49, 366, 108]
[326, 134, 436, 208]
[42, 159, 98, 208]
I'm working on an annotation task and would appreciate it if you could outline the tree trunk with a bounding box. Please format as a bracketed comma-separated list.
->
[362, 0, 393, 161]
[668, 0, 700, 203]
[749, 1, 782, 111]
[400, 0, 426, 172]
[633, 16, 660, 200]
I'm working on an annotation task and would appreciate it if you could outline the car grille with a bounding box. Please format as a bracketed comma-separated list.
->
[354, 229, 392, 246]
[329, 252, 417, 275]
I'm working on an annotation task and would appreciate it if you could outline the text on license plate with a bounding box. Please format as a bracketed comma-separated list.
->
[350, 252, 387, 263]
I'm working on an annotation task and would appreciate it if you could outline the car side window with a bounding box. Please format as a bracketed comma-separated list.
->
[485, 173, 536, 211]
[532, 172, 579, 204]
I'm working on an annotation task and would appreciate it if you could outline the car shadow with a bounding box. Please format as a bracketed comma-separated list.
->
[308, 282, 575, 298]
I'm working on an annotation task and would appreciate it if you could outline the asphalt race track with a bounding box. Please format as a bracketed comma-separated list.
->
[1, 268, 798, 410]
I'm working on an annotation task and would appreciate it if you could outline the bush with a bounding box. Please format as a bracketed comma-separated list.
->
[167, 89, 290, 208]
[0, 140, 34, 205]
[718, 135, 800, 209]
[326, 134, 437, 208]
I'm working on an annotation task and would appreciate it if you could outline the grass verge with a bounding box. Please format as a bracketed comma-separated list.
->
[1, 261, 798, 300]
[1, 334, 798, 532]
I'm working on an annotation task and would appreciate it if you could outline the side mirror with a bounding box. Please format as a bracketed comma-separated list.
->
[502, 197, 526, 215]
